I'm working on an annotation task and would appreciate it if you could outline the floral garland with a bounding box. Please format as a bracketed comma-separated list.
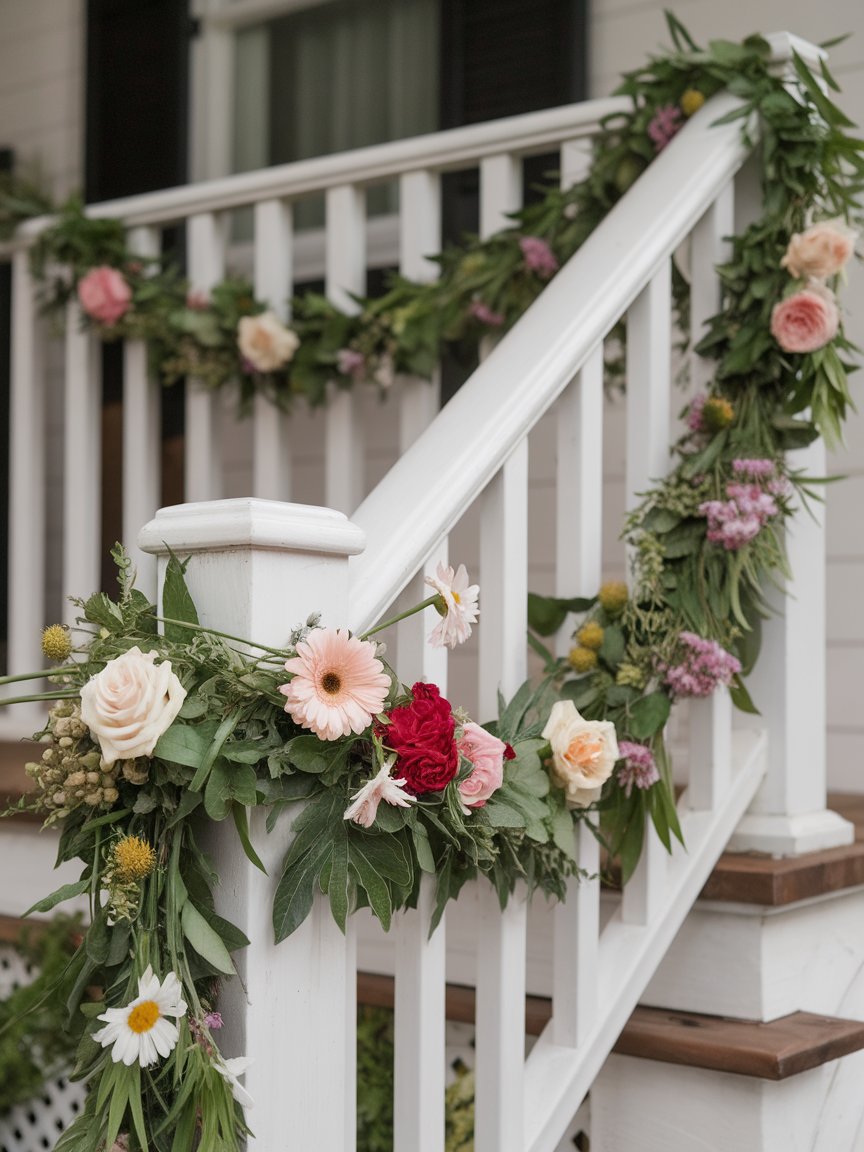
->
[1, 15, 862, 1149]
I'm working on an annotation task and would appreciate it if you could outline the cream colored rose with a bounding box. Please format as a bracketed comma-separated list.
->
[541, 700, 619, 808]
[780, 219, 857, 281]
[237, 311, 301, 372]
[80, 647, 187, 766]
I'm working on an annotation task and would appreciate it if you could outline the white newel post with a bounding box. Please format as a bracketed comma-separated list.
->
[139, 498, 364, 1151]
[729, 437, 853, 855]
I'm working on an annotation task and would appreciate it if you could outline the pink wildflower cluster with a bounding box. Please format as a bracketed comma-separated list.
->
[519, 236, 559, 279]
[687, 393, 707, 433]
[336, 347, 366, 380]
[699, 466, 779, 551]
[647, 104, 683, 152]
[468, 300, 505, 328]
[616, 741, 660, 798]
[662, 632, 741, 699]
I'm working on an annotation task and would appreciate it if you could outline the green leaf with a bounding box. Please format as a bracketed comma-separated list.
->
[162, 551, 200, 640]
[204, 760, 258, 821]
[527, 592, 596, 636]
[154, 719, 220, 770]
[327, 823, 351, 931]
[600, 624, 626, 668]
[189, 712, 241, 792]
[627, 692, 672, 741]
[283, 735, 333, 774]
[24, 876, 91, 916]
[83, 592, 124, 632]
[730, 673, 760, 715]
[232, 804, 267, 873]
[181, 900, 236, 975]
[410, 821, 436, 873]
[273, 836, 333, 942]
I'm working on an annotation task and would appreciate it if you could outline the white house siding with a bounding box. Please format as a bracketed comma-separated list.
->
[2, 1, 863, 787]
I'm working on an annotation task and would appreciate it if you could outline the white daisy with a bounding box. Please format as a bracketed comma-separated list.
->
[93, 965, 187, 1068]
[214, 1055, 255, 1109]
[425, 563, 480, 649]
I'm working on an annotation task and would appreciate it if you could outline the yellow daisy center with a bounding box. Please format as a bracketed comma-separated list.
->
[452, 591, 461, 605]
[114, 836, 156, 881]
[128, 1000, 161, 1033]
[321, 671, 342, 695]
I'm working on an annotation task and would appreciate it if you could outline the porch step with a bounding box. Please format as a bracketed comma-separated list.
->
[357, 972, 864, 1080]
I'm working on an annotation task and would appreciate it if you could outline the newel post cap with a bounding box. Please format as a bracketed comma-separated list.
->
[138, 497, 366, 558]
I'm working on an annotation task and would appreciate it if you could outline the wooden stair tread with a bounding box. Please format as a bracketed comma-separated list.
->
[700, 792, 864, 906]
[357, 972, 864, 1080]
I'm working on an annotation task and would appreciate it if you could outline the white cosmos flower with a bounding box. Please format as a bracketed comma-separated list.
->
[424, 563, 480, 649]
[93, 965, 187, 1068]
[214, 1055, 255, 1109]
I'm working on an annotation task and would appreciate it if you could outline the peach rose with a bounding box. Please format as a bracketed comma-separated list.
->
[80, 647, 187, 766]
[457, 722, 507, 808]
[541, 700, 619, 808]
[237, 311, 300, 372]
[770, 283, 839, 354]
[77, 266, 132, 326]
[780, 219, 857, 281]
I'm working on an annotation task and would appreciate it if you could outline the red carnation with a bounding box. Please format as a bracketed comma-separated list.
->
[380, 682, 458, 795]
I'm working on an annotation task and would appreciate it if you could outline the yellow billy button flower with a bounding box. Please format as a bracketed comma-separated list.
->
[113, 835, 156, 882]
[575, 621, 604, 651]
[93, 966, 187, 1067]
[568, 646, 598, 673]
[41, 624, 72, 663]
[702, 397, 735, 432]
[598, 581, 628, 618]
[681, 88, 705, 117]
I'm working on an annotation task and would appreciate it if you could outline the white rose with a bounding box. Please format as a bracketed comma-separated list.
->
[541, 700, 619, 808]
[237, 311, 301, 372]
[80, 646, 187, 766]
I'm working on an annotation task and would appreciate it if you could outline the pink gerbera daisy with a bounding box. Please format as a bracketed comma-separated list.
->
[278, 628, 391, 740]
[424, 563, 480, 648]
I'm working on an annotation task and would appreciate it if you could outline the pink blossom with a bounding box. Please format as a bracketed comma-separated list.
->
[662, 632, 741, 699]
[77, 266, 132, 326]
[732, 458, 776, 479]
[186, 291, 210, 311]
[687, 394, 707, 433]
[699, 480, 778, 551]
[725, 483, 778, 522]
[343, 756, 415, 828]
[336, 348, 366, 379]
[468, 300, 504, 328]
[647, 104, 683, 152]
[425, 563, 480, 649]
[519, 236, 559, 279]
[457, 722, 507, 808]
[771, 284, 839, 353]
[617, 741, 660, 798]
[204, 1012, 223, 1030]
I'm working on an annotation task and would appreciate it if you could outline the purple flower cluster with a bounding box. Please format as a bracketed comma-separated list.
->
[662, 632, 741, 698]
[617, 741, 660, 797]
[468, 300, 505, 328]
[336, 347, 365, 379]
[647, 104, 683, 152]
[687, 393, 707, 433]
[519, 236, 559, 279]
[699, 480, 779, 551]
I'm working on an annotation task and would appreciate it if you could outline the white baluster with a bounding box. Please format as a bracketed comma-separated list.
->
[139, 498, 364, 1152]
[474, 883, 527, 1152]
[325, 184, 366, 513]
[123, 226, 161, 601]
[551, 343, 604, 1046]
[480, 153, 523, 238]
[560, 139, 592, 191]
[621, 262, 672, 925]
[398, 168, 441, 449]
[689, 182, 734, 390]
[253, 198, 294, 500]
[478, 441, 529, 721]
[393, 877, 446, 1152]
[186, 212, 226, 502]
[689, 689, 732, 811]
[5, 251, 45, 716]
[63, 305, 100, 624]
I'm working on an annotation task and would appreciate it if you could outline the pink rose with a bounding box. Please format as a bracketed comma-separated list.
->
[780, 219, 857, 281]
[77, 266, 132, 326]
[770, 284, 839, 354]
[457, 721, 507, 808]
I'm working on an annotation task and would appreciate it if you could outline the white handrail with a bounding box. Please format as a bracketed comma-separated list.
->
[7, 98, 628, 241]
[345, 90, 754, 634]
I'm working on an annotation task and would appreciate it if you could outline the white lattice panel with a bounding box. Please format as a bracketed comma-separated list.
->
[0, 944, 86, 1152]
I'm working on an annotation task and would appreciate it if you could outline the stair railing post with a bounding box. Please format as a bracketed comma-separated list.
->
[139, 497, 365, 1152]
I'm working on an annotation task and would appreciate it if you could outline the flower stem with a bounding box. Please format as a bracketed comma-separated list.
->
[0, 667, 77, 687]
[154, 616, 287, 657]
[0, 690, 79, 707]
[360, 595, 440, 640]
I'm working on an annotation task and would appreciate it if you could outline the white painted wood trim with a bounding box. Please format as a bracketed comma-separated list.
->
[63, 307, 100, 626]
[186, 212, 227, 502]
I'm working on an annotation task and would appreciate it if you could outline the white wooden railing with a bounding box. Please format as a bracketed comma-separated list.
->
[3, 34, 855, 1151]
